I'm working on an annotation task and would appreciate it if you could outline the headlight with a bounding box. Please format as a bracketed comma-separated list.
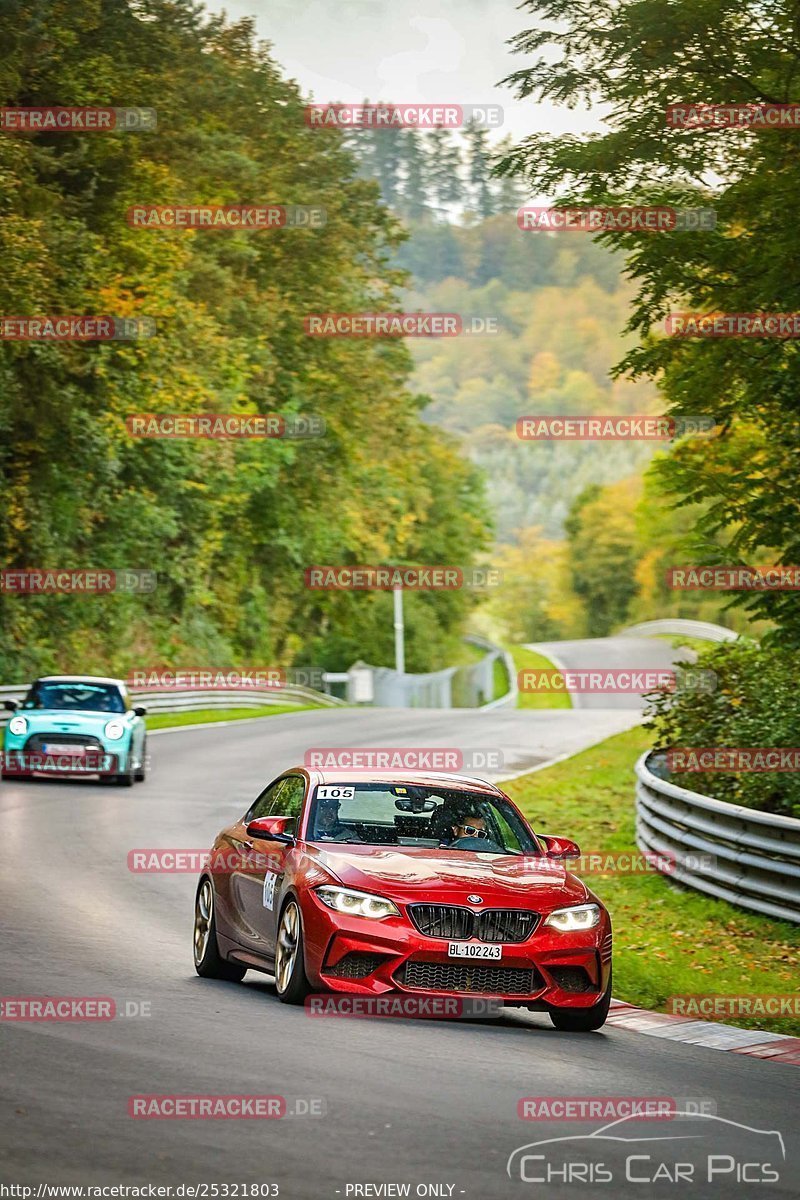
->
[544, 903, 601, 932]
[8, 716, 27, 736]
[315, 886, 400, 920]
[104, 720, 125, 741]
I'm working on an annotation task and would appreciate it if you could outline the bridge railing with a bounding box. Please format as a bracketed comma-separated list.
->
[635, 750, 800, 924]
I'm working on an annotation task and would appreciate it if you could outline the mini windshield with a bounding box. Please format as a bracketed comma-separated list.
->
[23, 682, 126, 714]
[308, 783, 543, 855]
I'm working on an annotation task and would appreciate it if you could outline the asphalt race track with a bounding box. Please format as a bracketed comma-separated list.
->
[524, 636, 683, 710]
[1, 703, 797, 1198]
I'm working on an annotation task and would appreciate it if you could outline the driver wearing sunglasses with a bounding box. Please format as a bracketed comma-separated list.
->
[444, 811, 489, 845]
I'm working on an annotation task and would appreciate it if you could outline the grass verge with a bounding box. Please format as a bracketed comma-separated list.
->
[504, 726, 800, 1037]
[509, 645, 572, 709]
[145, 704, 318, 731]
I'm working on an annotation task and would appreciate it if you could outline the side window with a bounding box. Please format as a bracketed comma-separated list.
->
[276, 776, 306, 831]
[246, 779, 287, 822]
[492, 808, 523, 853]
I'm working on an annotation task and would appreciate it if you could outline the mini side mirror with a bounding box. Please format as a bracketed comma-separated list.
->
[133, 706, 147, 717]
[3, 699, 19, 712]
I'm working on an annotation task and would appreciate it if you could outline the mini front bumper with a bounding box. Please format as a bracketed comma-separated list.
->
[1, 732, 128, 775]
[300, 890, 612, 1009]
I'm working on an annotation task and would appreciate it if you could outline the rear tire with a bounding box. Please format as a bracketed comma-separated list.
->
[275, 898, 311, 1005]
[193, 878, 246, 982]
[549, 971, 612, 1032]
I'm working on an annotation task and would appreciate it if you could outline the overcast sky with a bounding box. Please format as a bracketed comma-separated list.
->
[209, 0, 604, 144]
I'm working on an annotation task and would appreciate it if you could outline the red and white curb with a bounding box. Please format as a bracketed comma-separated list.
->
[607, 999, 800, 1065]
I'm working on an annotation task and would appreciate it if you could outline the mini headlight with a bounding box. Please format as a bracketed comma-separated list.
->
[104, 720, 125, 741]
[8, 716, 27, 736]
[315, 886, 400, 920]
[544, 903, 601, 932]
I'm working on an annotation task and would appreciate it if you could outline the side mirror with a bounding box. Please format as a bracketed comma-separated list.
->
[133, 706, 147, 717]
[3, 699, 19, 712]
[246, 815, 295, 845]
[540, 835, 581, 860]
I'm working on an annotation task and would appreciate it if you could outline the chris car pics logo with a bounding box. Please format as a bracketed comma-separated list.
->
[507, 1113, 785, 1186]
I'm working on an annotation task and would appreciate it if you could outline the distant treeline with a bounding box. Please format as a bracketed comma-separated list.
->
[343, 121, 528, 221]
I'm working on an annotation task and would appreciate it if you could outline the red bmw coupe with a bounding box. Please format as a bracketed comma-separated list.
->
[193, 768, 612, 1031]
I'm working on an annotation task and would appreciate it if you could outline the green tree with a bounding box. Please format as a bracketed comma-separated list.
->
[564, 480, 640, 635]
[500, 0, 800, 645]
[0, 0, 490, 678]
[464, 121, 497, 219]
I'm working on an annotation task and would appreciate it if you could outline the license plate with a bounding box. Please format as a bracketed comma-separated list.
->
[41, 743, 85, 755]
[448, 942, 502, 960]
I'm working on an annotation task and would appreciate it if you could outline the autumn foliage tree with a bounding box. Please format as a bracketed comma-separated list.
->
[0, 0, 489, 677]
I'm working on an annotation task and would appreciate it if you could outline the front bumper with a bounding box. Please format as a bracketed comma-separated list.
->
[1, 732, 125, 776]
[301, 891, 612, 1010]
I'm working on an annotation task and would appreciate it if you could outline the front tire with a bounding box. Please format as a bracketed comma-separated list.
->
[275, 898, 311, 1004]
[549, 971, 612, 1032]
[193, 878, 246, 982]
[134, 739, 147, 783]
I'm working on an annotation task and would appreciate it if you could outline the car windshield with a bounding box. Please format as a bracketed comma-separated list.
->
[308, 783, 543, 855]
[22, 682, 126, 714]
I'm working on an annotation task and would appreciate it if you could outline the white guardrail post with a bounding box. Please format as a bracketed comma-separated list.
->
[635, 750, 800, 924]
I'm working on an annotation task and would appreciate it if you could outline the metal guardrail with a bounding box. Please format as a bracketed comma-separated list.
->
[464, 636, 517, 711]
[0, 682, 345, 727]
[357, 637, 513, 709]
[621, 619, 738, 643]
[635, 750, 800, 924]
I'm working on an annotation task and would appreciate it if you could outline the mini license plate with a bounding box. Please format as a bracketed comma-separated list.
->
[447, 942, 502, 960]
[41, 743, 86, 755]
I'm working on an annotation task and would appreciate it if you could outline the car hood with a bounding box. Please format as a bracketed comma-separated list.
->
[13, 709, 130, 733]
[304, 844, 590, 907]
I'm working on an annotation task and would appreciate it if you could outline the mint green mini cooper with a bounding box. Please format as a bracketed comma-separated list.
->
[2, 675, 147, 787]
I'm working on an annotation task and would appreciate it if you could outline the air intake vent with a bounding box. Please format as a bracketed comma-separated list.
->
[397, 960, 542, 996]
